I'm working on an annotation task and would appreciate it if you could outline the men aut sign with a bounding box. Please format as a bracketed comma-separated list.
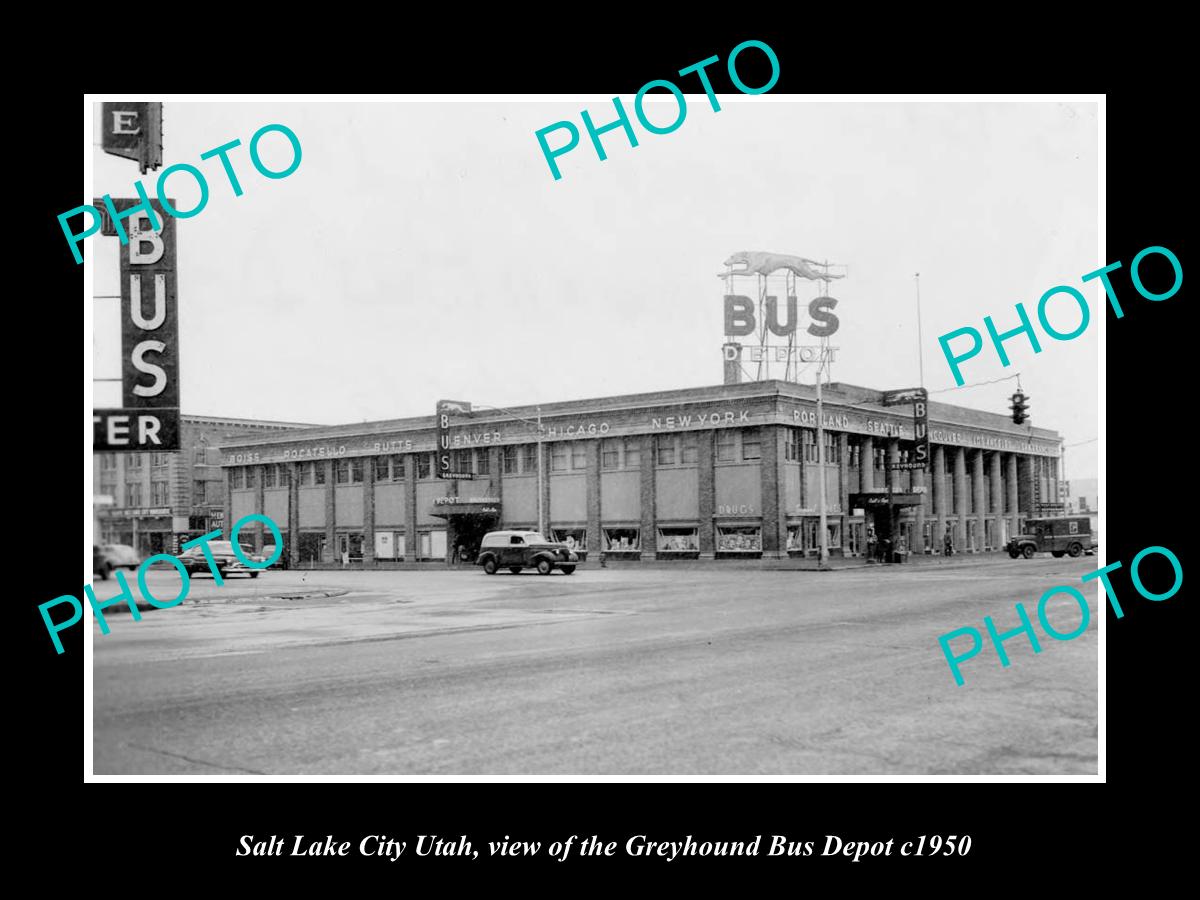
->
[93, 198, 181, 451]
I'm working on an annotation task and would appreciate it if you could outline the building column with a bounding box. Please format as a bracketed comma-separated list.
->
[323, 460, 336, 564]
[798, 428, 808, 509]
[953, 447, 968, 553]
[838, 433, 850, 513]
[585, 439, 601, 558]
[698, 430, 715, 559]
[252, 465, 266, 552]
[541, 443, 553, 535]
[761, 425, 783, 558]
[405, 454, 419, 561]
[1006, 452, 1019, 538]
[989, 451, 1004, 549]
[933, 445, 947, 553]
[972, 450, 986, 552]
[639, 433, 656, 557]
[913, 463, 927, 553]
[287, 462, 300, 569]
[363, 455, 376, 565]
[886, 439, 900, 553]
[860, 436, 875, 493]
[1018, 455, 1035, 518]
[223, 467, 233, 540]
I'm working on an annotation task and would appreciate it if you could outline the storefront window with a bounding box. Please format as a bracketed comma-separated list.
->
[603, 528, 640, 551]
[718, 525, 761, 552]
[716, 430, 736, 462]
[827, 522, 842, 548]
[741, 428, 761, 460]
[298, 532, 325, 564]
[553, 528, 586, 551]
[787, 524, 803, 551]
[657, 527, 698, 552]
[601, 438, 621, 469]
[502, 446, 518, 474]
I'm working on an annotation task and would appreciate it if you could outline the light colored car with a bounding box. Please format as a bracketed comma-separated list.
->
[179, 540, 260, 578]
[102, 543, 140, 569]
[476, 530, 579, 575]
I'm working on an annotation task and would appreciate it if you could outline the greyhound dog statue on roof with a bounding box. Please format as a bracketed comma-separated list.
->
[720, 251, 844, 280]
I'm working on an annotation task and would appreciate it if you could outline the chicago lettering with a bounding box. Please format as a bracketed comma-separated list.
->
[938, 245, 1182, 386]
[58, 123, 303, 264]
[536, 40, 779, 180]
[937, 544, 1182, 685]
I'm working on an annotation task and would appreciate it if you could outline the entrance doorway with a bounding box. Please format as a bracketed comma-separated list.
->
[447, 513, 499, 564]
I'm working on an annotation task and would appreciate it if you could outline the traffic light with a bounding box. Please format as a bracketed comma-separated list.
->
[1010, 392, 1029, 425]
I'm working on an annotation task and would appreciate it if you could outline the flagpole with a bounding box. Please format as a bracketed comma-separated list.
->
[915, 272, 925, 388]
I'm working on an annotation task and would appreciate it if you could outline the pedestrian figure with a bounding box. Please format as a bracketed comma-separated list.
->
[944, 527, 954, 557]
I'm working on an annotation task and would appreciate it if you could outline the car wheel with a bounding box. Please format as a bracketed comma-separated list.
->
[560, 566, 576, 575]
[1068, 542, 1083, 558]
[536, 559, 552, 576]
[101, 563, 112, 580]
[250, 571, 259, 579]
[483, 558, 498, 575]
[1021, 545, 1036, 559]
[1052, 551, 1065, 558]
[1008, 551, 1019, 559]
[509, 567, 522, 574]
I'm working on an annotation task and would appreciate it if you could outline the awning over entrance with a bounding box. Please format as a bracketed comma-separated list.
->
[850, 491, 926, 509]
[429, 502, 501, 519]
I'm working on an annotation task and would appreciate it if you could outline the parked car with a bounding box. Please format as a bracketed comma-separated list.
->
[179, 540, 260, 578]
[1007, 516, 1096, 559]
[476, 530, 579, 575]
[102, 543, 140, 569]
[93, 545, 115, 580]
[259, 543, 286, 569]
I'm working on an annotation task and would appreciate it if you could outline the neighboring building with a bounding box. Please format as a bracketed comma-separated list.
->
[1064, 476, 1099, 533]
[94, 415, 317, 557]
[217, 380, 1063, 568]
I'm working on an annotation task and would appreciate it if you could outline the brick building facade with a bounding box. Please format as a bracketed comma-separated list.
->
[216, 381, 1062, 568]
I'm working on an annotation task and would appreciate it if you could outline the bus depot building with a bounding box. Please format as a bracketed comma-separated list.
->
[218, 380, 1062, 567]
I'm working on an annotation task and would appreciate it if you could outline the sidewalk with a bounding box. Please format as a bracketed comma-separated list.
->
[600, 550, 1021, 572]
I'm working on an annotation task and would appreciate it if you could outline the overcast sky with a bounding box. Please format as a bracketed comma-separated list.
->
[91, 99, 1098, 478]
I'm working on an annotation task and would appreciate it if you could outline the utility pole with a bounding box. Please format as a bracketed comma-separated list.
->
[816, 348, 828, 568]
[914, 272, 925, 388]
[536, 406, 545, 536]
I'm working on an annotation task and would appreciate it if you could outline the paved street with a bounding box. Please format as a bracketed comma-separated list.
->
[92, 557, 1099, 775]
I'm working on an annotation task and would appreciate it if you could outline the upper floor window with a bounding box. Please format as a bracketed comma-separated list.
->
[716, 430, 736, 463]
[741, 428, 761, 461]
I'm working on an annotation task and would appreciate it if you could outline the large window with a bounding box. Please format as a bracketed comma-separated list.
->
[417, 453, 432, 479]
[193, 480, 206, 503]
[374, 456, 391, 482]
[571, 443, 586, 470]
[300, 460, 326, 486]
[718, 525, 761, 552]
[374, 531, 406, 559]
[502, 445, 519, 475]
[656, 434, 676, 466]
[874, 446, 886, 472]
[802, 429, 817, 463]
[785, 429, 799, 462]
[603, 528, 640, 551]
[681, 432, 698, 465]
[623, 437, 641, 468]
[151, 452, 171, 468]
[551, 443, 569, 472]
[127, 453, 144, 469]
[263, 465, 277, 488]
[151, 480, 170, 506]
[521, 444, 538, 473]
[824, 434, 839, 464]
[552, 528, 586, 551]
[475, 448, 490, 476]
[601, 438, 621, 469]
[716, 430, 736, 462]
[100, 453, 118, 471]
[125, 484, 142, 506]
[245, 467, 258, 489]
[335, 459, 351, 484]
[657, 526, 698, 552]
[230, 468, 244, 489]
[741, 428, 761, 460]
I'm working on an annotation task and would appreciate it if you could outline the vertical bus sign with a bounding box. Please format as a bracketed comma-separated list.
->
[436, 400, 474, 480]
[93, 198, 181, 451]
[913, 391, 930, 469]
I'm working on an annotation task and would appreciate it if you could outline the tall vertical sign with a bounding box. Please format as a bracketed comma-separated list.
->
[93, 199, 181, 451]
[436, 400, 474, 479]
[100, 102, 163, 174]
[912, 390, 930, 469]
